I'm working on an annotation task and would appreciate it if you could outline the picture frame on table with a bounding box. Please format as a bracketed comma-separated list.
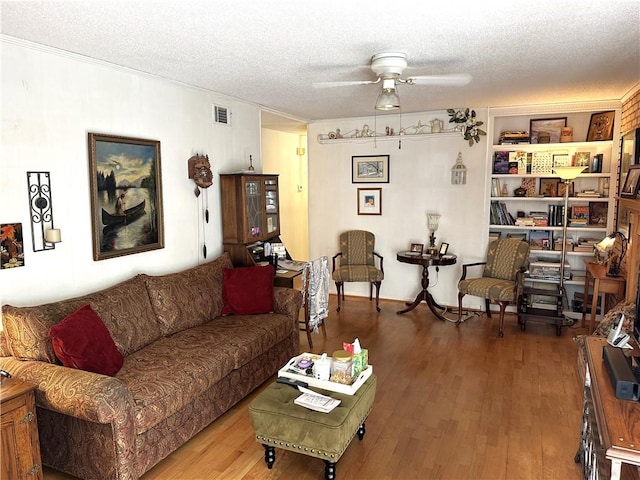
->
[352, 155, 390, 183]
[586, 111, 615, 142]
[357, 188, 382, 215]
[88, 133, 164, 261]
[529, 117, 567, 144]
[409, 243, 424, 255]
[439, 242, 449, 256]
[620, 165, 640, 199]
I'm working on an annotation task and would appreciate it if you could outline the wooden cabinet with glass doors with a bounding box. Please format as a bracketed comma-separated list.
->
[220, 173, 280, 266]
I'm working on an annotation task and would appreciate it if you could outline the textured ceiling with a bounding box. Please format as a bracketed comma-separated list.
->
[1, 0, 639, 126]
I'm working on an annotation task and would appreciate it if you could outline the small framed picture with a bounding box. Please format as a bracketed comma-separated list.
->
[352, 155, 390, 183]
[539, 178, 559, 197]
[410, 243, 424, 254]
[586, 111, 615, 142]
[529, 117, 567, 144]
[575, 152, 591, 172]
[557, 181, 574, 197]
[439, 242, 449, 256]
[620, 165, 640, 198]
[357, 188, 382, 215]
[552, 153, 571, 167]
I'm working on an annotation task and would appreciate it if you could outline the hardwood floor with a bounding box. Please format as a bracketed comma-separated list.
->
[44, 295, 588, 480]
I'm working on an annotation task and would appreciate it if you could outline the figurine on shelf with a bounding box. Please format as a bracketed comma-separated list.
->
[385, 126, 394, 136]
[361, 125, 372, 137]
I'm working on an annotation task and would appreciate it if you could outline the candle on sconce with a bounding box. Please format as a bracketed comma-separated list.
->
[45, 228, 61, 243]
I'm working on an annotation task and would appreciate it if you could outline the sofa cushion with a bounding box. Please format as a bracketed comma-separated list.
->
[3, 274, 162, 362]
[117, 312, 294, 433]
[81, 275, 163, 356]
[144, 253, 232, 336]
[49, 304, 124, 376]
[222, 265, 274, 315]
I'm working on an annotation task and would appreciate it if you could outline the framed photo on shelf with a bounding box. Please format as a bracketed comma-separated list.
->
[357, 188, 382, 215]
[539, 178, 559, 197]
[529, 117, 567, 144]
[88, 133, 164, 261]
[352, 155, 389, 183]
[409, 243, 424, 254]
[529, 230, 552, 250]
[586, 111, 615, 142]
[620, 165, 640, 199]
[552, 153, 571, 167]
[557, 181, 574, 197]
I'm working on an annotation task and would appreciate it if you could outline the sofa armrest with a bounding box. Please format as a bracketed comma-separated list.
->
[0, 357, 134, 424]
[273, 286, 303, 324]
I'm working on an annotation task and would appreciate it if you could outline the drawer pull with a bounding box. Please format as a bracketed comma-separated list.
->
[20, 411, 34, 424]
[26, 464, 40, 477]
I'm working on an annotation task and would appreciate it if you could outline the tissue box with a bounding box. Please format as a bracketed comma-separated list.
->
[352, 348, 368, 377]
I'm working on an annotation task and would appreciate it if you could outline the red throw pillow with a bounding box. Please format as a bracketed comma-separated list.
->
[222, 265, 275, 315]
[49, 304, 124, 376]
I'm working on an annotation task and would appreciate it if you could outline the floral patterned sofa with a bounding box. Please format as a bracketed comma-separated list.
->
[0, 253, 302, 480]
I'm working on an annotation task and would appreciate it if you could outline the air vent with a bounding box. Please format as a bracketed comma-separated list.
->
[213, 105, 230, 126]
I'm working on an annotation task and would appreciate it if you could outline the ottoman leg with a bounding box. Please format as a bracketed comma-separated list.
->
[323, 460, 336, 480]
[262, 444, 276, 469]
[357, 422, 366, 440]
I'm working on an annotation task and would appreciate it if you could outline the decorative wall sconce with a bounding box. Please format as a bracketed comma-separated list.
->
[451, 152, 467, 185]
[26, 171, 61, 252]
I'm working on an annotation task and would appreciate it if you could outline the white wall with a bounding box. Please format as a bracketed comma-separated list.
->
[261, 128, 309, 261]
[307, 112, 489, 308]
[1, 38, 262, 306]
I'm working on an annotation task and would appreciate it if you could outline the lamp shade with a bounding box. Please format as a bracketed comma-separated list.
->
[552, 166, 586, 180]
[375, 88, 400, 110]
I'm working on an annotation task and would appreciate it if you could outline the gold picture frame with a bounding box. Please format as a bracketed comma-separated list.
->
[88, 133, 164, 261]
[586, 111, 615, 142]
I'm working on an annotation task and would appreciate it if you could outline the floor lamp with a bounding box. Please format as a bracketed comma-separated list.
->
[552, 166, 586, 295]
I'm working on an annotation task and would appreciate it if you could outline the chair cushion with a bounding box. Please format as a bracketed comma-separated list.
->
[483, 238, 530, 281]
[222, 265, 274, 315]
[49, 304, 124, 376]
[332, 265, 384, 283]
[458, 277, 516, 302]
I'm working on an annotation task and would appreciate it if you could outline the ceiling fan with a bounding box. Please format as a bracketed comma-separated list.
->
[313, 52, 472, 110]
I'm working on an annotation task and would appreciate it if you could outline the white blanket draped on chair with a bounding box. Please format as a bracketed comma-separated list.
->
[302, 256, 329, 332]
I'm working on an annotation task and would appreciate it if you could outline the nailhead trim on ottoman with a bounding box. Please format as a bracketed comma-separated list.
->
[249, 374, 376, 476]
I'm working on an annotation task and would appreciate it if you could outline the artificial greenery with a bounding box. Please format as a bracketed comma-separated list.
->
[447, 108, 486, 146]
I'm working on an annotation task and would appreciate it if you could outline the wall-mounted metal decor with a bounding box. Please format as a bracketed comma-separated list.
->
[26, 171, 58, 252]
[88, 133, 164, 261]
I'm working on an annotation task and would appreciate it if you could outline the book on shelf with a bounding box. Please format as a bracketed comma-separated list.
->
[531, 152, 553, 175]
[547, 204, 565, 227]
[499, 131, 530, 144]
[490, 201, 515, 225]
[294, 387, 341, 413]
[506, 232, 528, 241]
[509, 151, 528, 174]
[493, 152, 510, 174]
[571, 205, 589, 220]
[588, 202, 608, 226]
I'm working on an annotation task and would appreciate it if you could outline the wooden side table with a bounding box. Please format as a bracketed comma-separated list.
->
[582, 261, 626, 333]
[1, 377, 43, 480]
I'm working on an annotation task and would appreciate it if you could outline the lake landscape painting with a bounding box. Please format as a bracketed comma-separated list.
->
[88, 133, 164, 261]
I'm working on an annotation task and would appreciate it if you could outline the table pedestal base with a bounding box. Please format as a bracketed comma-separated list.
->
[396, 264, 448, 320]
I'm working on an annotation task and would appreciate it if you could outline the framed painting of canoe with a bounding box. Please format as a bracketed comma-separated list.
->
[88, 133, 164, 261]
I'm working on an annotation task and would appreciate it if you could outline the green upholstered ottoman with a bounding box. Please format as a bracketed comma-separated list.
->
[249, 374, 376, 480]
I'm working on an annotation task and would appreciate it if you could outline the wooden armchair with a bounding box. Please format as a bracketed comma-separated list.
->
[457, 238, 530, 337]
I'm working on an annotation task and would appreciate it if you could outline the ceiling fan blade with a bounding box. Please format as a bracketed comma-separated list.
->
[406, 73, 472, 86]
[312, 79, 380, 88]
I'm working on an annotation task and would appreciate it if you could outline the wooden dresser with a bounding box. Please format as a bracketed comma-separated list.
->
[1, 377, 43, 480]
[577, 336, 640, 480]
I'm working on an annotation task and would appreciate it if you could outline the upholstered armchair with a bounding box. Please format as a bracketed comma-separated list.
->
[457, 238, 530, 337]
[332, 230, 384, 312]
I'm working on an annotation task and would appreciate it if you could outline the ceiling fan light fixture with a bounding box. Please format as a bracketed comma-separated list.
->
[375, 88, 400, 110]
